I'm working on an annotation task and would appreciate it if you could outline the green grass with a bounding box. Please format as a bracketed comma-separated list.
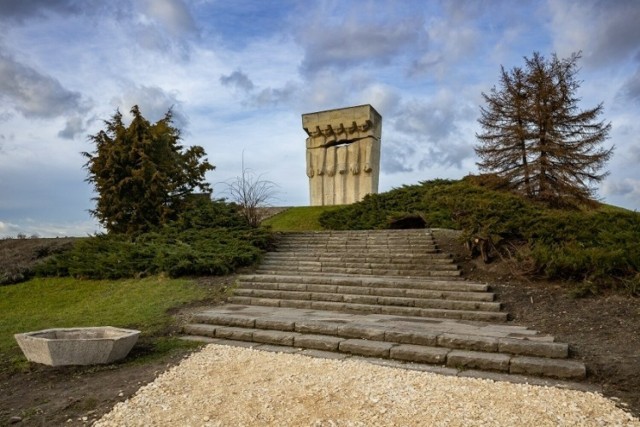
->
[262, 206, 343, 231]
[0, 276, 213, 365]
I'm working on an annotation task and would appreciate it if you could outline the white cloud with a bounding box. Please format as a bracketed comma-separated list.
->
[110, 84, 187, 128]
[602, 178, 640, 210]
[0, 53, 90, 119]
[140, 0, 197, 37]
[57, 116, 87, 140]
[295, 3, 426, 76]
[548, 0, 640, 66]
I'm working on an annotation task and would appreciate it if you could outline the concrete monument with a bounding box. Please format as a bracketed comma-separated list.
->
[302, 105, 381, 206]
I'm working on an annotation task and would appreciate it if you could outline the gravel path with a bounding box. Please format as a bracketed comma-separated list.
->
[95, 345, 639, 426]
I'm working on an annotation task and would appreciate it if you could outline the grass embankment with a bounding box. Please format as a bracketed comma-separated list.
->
[319, 178, 640, 295]
[262, 206, 342, 231]
[0, 276, 214, 369]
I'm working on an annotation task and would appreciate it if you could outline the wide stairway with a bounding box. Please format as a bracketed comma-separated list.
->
[183, 230, 586, 380]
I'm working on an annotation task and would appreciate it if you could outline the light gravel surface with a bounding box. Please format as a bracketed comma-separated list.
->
[95, 345, 639, 427]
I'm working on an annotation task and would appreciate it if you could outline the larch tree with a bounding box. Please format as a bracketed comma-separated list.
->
[476, 52, 613, 206]
[84, 105, 215, 234]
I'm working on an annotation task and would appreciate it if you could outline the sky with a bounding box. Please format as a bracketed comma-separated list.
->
[1, 0, 639, 237]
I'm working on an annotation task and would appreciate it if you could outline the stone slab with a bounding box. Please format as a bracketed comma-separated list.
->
[446, 350, 511, 372]
[390, 344, 449, 364]
[384, 330, 438, 346]
[255, 318, 296, 331]
[438, 333, 499, 352]
[510, 356, 586, 379]
[338, 339, 394, 358]
[214, 326, 254, 342]
[498, 338, 568, 358]
[337, 324, 386, 340]
[201, 315, 255, 328]
[279, 300, 312, 309]
[294, 334, 344, 351]
[183, 324, 216, 337]
[252, 330, 297, 346]
[294, 321, 339, 335]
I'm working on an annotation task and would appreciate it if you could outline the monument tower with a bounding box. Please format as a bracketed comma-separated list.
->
[302, 105, 381, 206]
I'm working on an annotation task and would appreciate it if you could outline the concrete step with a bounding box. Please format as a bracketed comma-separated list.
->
[259, 260, 459, 271]
[278, 232, 435, 239]
[273, 249, 442, 256]
[232, 288, 502, 312]
[238, 274, 485, 292]
[274, 243, 438, 249]
[182, 229, 588, 381]
[238, 278, 495, 302]
[263, 253, 453, 262]
[182, 306, 585, 380]
[254, 267, 462, 277]
[275, 236, 436, 242]
[227, 296, 508, 322]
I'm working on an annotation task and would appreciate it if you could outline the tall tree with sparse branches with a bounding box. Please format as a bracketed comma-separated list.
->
[476, 52, 613, 205]
[84, 105, 215, 234]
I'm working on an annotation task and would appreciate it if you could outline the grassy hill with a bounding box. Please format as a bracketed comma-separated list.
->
[261, 206, 342, 231]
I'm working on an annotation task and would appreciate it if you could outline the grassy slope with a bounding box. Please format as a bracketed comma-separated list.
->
[316, 179, 640, 293]
[262, 206, 342, 231]
[0, 276, 210, 360]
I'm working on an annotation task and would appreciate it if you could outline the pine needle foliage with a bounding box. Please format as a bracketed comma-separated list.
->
[84, 106, 215, 234]
[476, 52, 613, 206]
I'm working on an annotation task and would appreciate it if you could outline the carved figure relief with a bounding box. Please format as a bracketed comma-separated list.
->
[302, 105, 381, 206]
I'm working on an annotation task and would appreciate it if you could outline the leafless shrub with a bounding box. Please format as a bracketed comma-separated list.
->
[221, 158, 278, 227]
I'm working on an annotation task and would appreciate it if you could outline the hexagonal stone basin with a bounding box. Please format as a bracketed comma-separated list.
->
[14, 327, 140, 366]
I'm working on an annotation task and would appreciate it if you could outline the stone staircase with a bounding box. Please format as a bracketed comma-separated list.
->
[183, 230, 586, 380]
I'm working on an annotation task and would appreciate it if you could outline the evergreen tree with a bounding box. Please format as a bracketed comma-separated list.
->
[476, 52, 613, 205]
[84, 106, 215, 234]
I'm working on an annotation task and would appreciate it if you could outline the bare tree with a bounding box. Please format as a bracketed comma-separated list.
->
[221, 156, 278, 227]
[476, 52, 613, 206]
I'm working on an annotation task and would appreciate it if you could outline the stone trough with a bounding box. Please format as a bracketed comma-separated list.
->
[14, 326, 140, 366]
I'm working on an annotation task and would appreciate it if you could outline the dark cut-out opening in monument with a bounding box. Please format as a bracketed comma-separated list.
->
[388, 214, 427, 229]
[322, 136, 367, 149]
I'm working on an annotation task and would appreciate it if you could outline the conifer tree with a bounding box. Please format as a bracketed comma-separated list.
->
[84, 106, 215, 234]
[476, 52, 613, 205]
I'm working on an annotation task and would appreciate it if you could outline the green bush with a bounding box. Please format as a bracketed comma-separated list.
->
[37, 199, 272, 280]
[320, 177, 640, 294]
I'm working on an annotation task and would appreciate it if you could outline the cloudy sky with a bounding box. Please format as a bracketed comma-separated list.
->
[1, 0, 639, 237]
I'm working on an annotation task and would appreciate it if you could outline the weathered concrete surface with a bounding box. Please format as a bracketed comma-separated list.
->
[183, 229, 588, 381]
[339, 339, 394, 358]
[14, 327, 139, 366]
[390, 344, 449, 364]
[302, 105, 381, 206]
[447, 350, 511, 372]
[510, 356, 586, 379]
